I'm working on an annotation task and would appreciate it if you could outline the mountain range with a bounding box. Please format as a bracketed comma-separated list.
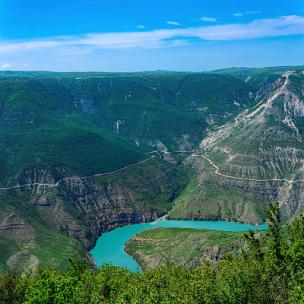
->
[0, 66, 303, 272]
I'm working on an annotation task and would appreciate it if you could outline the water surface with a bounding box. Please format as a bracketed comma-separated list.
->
[91, 219, 267, 272]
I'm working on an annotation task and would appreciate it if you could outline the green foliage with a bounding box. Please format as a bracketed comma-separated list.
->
[286, 215, 304, 303]
[0, 203, 303, 303]
[0, 272, 26, 304]
[0, 72, 254, 171]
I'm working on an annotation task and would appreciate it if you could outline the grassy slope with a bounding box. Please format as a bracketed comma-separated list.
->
[168, 171, 267, 224]
[126, 227, 243, 271]
[0, 78, 147, 185]
[93, 157, 190, 213]
[0, 192, 85, 272]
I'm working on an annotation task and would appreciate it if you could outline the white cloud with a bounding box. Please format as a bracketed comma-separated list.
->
[201, 17, 217, 22]
[0, 63, 12, 69]
[233, 11, 260, 17]
[233, 12, 243, 17]
[0, 15, 303, 54]
[137, 25, 145, 29]
[166, 21, 181, 26]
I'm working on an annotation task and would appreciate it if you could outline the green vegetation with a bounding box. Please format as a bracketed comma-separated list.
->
[0, 204, 303, 303]
[93, 157, 190, 213]
[0, 78, 147, 185]
[126, 227, 243, 270]
[169, 169, 269, 224]
[0, 72, 254, 157]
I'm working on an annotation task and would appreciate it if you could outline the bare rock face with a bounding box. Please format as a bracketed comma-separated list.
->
[7, 250, 39, 272]
[202, 245, 221, 263]
[48, 176, 163, 248]
[0, 211, 36, 243]
[175, 71, 304, 224]
[7, 158, 173, 251]
[58, 179, 162, 248]
[73, 97, 96, 113]
[200, 245, 236, 263]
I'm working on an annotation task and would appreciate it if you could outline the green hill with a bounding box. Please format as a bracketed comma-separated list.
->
[1, 72, 255, 152]
[0, 78, 147, 186]
[125, 227, 243, 270]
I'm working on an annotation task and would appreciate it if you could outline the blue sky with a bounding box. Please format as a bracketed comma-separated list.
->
[0, 0, 303, 71]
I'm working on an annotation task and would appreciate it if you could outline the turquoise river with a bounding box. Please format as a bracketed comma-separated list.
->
[90, 219, 268, 272]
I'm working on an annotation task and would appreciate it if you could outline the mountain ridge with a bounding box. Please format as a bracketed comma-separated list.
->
[170, 69, 304, 223]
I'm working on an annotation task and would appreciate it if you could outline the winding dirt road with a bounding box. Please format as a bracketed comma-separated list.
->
[0, 156, 155, 191]
[164, 150, 304, 184]
[1, 146, 304, 192]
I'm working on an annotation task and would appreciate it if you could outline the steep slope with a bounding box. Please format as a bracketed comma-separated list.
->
[1, 72, 255, 152]
[170, 70, 304, 224]
[0, 78, 147, 187]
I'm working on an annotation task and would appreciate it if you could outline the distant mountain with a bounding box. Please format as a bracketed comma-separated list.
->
[212, 65, 304, 98]
[170, 69, 304, 224]
[0, 78, 148, 186]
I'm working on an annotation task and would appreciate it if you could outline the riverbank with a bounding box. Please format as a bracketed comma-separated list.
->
[125, 227, 245, 271]
[90, 219, 268, 272]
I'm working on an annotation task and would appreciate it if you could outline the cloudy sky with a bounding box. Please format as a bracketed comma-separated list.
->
[0, 0, 303, 71]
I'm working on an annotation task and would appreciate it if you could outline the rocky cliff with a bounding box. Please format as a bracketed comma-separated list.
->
[170, 70, 304, 224]
[0, 157, 181, 272]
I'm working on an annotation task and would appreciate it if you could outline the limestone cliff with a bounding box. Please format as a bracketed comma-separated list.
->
[0, 157, 179, 271]
[170, 71, 304, 224]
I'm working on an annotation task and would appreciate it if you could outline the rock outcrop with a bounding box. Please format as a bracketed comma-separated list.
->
[171, 71, 304, 224]
[0, 157, 177, 271]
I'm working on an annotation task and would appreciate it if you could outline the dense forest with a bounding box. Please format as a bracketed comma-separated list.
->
[0, 203, 303, 304]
